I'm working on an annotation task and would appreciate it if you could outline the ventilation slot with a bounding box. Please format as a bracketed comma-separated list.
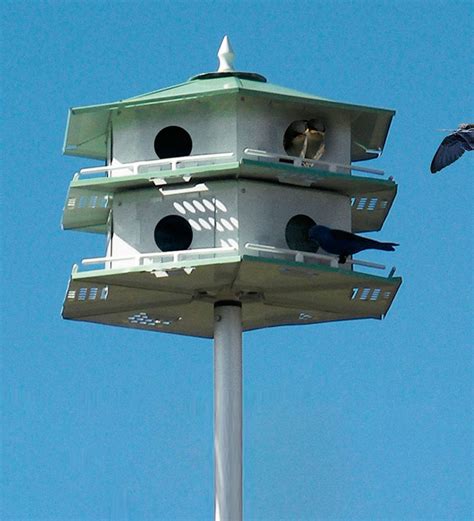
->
[127, 312, 179, 327]
[368, 197, 378, 211]
[352, 287, 387, 302]
[73, 286, 108, 302]
[352, 197, 386, 211]
[370, 288, 381, 301]
[69, 195, 109, 210]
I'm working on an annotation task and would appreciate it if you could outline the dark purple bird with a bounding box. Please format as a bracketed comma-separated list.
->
[309, 225, 398, 264]
[430, 123, 474, 173]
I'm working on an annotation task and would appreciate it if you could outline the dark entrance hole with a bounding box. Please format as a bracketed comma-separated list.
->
[154, 126, 192, 159]
[285, 214, 318, 252]
[154, 215, 193, 252]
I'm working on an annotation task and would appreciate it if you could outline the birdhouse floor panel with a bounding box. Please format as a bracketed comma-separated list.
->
[62, 256, 401, 338]
[63, 159, 397, 234]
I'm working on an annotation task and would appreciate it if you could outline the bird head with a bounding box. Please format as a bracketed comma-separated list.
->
[308, 224, 328, 244]
[288, 120, 307, 136]
[307, 119, 325, 135]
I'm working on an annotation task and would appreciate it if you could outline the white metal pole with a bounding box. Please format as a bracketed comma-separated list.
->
[214, 301, 243, 521]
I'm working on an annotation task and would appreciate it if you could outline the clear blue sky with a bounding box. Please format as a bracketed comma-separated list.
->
[1, 1, 472, 520]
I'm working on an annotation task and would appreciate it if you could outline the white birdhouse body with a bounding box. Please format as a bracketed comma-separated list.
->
[110, 97, 237, 175]
[108, 95, 352, 176]
[61, 51, 401, 337]
[109, 180, 350, 271]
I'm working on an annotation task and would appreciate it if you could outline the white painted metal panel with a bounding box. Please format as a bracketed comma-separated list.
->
[237, 179, 350, 253]
[110, 179, 350, 269]
[111, 98, 237, 175]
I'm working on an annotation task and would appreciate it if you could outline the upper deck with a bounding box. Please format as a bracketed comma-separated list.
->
[62, 149, 397, 235]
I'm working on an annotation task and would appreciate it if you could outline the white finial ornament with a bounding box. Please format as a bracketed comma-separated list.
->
[217, 35, 235, 72]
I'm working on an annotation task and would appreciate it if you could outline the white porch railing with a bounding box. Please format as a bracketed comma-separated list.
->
[73, 148, 385, 182]
[80, 246, 238, 269]
[243, 148, 385, 176]
[74, 152, 235, 180]
[78, 243, 386, 273]
[244, 243, 386, 270]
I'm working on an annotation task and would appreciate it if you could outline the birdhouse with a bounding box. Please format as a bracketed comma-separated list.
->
[61, 38, 402, 337]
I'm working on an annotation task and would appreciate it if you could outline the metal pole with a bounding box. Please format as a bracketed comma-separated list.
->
[214, 301, 243, 521]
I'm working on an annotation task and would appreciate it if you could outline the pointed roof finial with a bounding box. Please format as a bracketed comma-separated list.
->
[217, 35, 235, 73]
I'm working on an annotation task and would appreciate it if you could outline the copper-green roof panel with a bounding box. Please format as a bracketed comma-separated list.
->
[63, 106, 112, 159]
[63, 75, 395, 160]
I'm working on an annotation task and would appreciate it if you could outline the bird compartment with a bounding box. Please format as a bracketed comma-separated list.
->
[109, 96, 238, 176]
[109, 179, 351, 269]
[107, 95, 355, 177]
[236, 97, 351, 165]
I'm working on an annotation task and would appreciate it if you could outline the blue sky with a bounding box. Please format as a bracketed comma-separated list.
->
[1, 1, 472, 520]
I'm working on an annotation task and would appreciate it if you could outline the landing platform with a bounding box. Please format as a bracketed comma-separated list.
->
[62, 255, 402, 338]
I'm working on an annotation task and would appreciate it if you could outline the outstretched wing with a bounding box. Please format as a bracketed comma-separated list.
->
[430, 132, 471, 173]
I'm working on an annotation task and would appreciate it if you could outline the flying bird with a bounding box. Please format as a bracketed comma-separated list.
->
[309, 225, 398, 264]
[430, 123, 474, 173]
[284, 119, 326, 160]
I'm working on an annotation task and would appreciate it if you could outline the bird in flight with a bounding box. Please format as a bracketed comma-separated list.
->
[309, 225, 398, 264]
[284, 119, 326, 160]
[430, 123, 474, 173]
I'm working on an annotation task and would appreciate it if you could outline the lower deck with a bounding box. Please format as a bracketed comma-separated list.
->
[62, 254, 402, 338]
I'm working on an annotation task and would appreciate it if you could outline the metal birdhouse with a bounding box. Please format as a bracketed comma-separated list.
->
[61, 39, 401, 337]
[60, 37, 402, 520]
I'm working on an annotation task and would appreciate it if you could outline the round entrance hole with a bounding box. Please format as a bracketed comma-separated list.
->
[154, 215, 193, 252]
[154, 126, 192, 159]
[285, 214, 319, 252]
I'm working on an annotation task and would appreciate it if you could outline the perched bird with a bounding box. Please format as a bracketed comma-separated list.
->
[309, 225, 398, 264]
[430, 123, 474, 173]
[283, 119, 326, 160]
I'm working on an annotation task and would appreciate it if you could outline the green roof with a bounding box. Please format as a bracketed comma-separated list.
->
[64, 72, 395, 160]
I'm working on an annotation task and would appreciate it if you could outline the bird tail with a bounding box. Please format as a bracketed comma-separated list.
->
[374, 241, 398, 252]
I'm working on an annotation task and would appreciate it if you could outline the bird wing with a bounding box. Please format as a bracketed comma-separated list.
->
[430, 132, 472, 173]
[330, 229, 357, 242]
[330, 229, 396, 253]
[329, 229, 369, 254]
[459, 127, 474, 150]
